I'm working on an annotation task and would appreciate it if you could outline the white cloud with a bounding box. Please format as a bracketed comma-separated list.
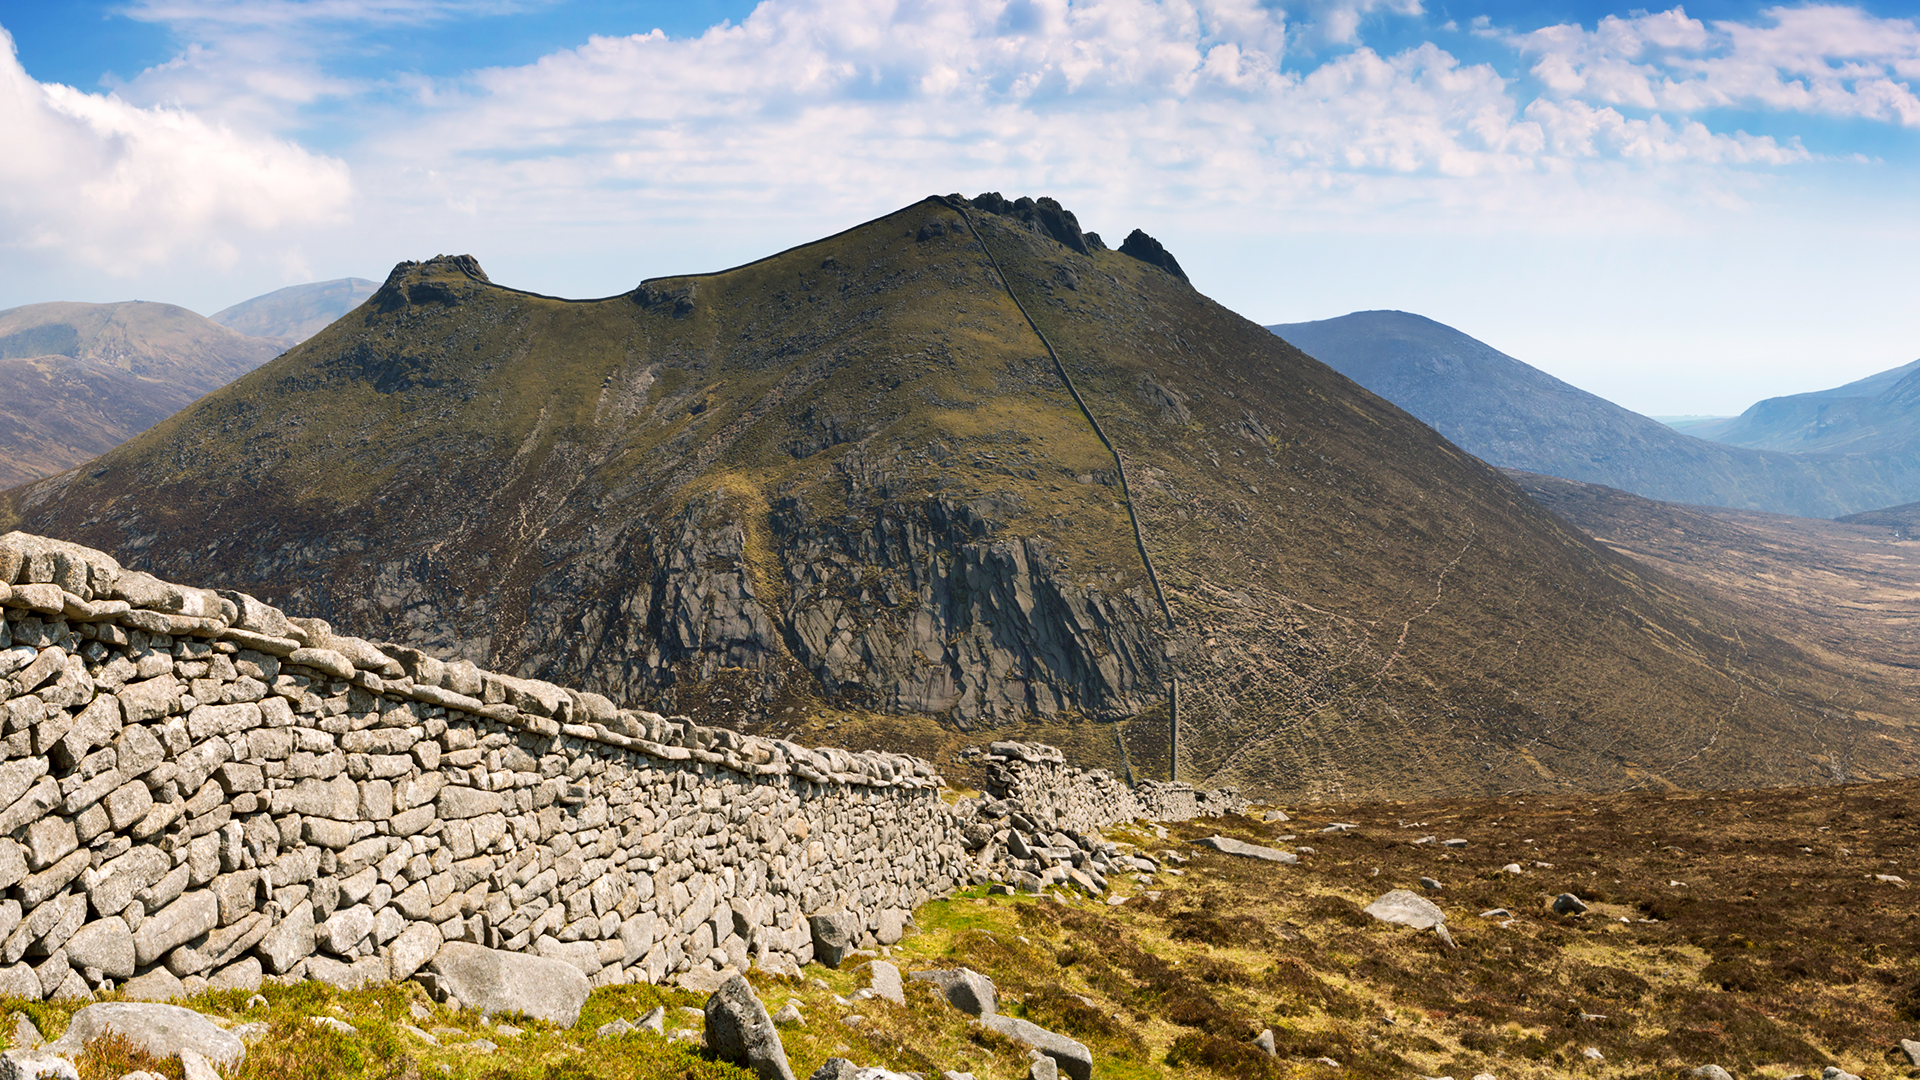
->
[0, 27, 352, 275]
[1510, 5, 1920, 126]
[339, 0, 1813, 246]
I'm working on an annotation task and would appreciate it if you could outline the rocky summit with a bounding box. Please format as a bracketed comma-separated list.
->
[6, 195, 1918, 798]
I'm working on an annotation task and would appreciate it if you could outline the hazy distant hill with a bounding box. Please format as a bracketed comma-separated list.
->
[1268, 310, 1920, 518]
[209, 277, 378, 345]
[0, 301, 282, 487]
[7, 196, 1916, 798]
[1681, 357, 1920, 454]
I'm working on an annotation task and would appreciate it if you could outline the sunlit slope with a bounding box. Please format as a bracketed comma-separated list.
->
[7, 197, 1914, 798]
[967, 206, 1918, 795]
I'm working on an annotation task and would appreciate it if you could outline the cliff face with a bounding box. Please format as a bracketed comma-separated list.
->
[6, 198, 1917, 799]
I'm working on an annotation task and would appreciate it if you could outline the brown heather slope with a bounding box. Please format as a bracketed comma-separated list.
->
[0, 300, 284, 486]
[3, 196, 1916, 799]
[1510, 470, 1920, 756]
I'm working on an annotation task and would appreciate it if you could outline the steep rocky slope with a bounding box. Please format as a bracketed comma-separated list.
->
[209, 277, 380, 345]
[1269, 310, 1920, 518]
[5, 197, 1915, 798]
[0, 301, 284, 487]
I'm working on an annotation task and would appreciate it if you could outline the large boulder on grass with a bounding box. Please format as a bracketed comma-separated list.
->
[704, 973, 796, 1080]
[45, 1003, 244, 1069]
[418, 941, 590, 1027]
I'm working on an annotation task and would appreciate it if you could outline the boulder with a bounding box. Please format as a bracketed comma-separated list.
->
[420, 942, 590, 1027]
[1901, 1039, 1920, 1067]
[980, 1014, 1092, 1080]
[865, 960, 903, 1006]
[1192, 836, 1297, 864]
[46, 1002, 245, 1069]
[1363, 890, 1445, 931]
[909, 967, 997, 1017]
[1552, 893, 1589, 915]
[704, 973, 796, 1080]
[808, 910, 861, 969]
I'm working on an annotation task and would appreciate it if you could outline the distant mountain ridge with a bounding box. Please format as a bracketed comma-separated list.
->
[0, 300, 284, 487]
[1682, 356, 1920, 454]
[1268, 310, 1920, 519]
[210, 277, 379, 345]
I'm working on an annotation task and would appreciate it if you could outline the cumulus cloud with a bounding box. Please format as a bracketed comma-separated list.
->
[1509, 4, 1920, 126]
[354, 0, 1806, 238]
[0, 28, 351, 274]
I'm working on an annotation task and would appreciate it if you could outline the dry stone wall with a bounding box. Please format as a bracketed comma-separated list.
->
[0, 532, 969, 1002]
[976, 742, 1246, 835]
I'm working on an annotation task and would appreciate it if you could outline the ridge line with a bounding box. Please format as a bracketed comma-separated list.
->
[939, 195, 1178, 782]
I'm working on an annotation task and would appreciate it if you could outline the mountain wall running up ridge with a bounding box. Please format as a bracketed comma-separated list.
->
[1269, 310, 1920, 518]
[6, 197, 1917, 799]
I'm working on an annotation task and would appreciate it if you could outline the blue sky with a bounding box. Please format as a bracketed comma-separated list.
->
[2, 0, 1917, 415]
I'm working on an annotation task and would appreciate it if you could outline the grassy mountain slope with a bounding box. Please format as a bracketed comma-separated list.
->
[1686, 356, 1920, 454]
[1269, 310, 1920, 518]
[0, 300, 283, 487]
[5, 197, 1915, 798]
[209, 277, 380, 345]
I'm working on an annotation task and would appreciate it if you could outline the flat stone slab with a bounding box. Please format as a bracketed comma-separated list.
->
[1192, 836, 1298, 863]
[46, 1003, 245, 1069]
[419, 942, 590, 1028]
[1364, 890, 1446, 931]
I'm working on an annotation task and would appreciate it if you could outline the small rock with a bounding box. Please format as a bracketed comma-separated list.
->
[705, 973, 797, 1080]
[177, 1051, 219, 1080]
[1419, 877, 1443, 891]
[808, 1061, 858, 1080]
[467, 1039, 497, 1054]
[1442, 838, 1468, 848]
[1552, 893, 1589, 915]
[1192, 836, 1297, 863]
[981, 1014, 1091, 1080]
[1364, 890, 1446, 931]
[1690, 1067, 1734, 1080]
[669, 1029, 700, 1044]
[10, 1013, 44, 1049]
[943, 1072, 977, 1080]
[1027, 1054, 1058, 1080]
[597, 1019, 634, 1039]
[309, 1016, 357, 1035]
[1473, 1074, 1498, 1080]
[493, 1023, 522, 1038]
[401, 1024, 439, 1046]
[638, 1006, 665, 1034]
[866, 960, 904, 1006]
[772, 1003, 804, 1026]
[230, 1023, 269, 1044]
[409, 1002, 432, 1023]
[1875, 874, 1906, 885]
[1582, 1047, 1603, 1061]
[1, 1050, 78, 1080]
[1822, 1068, 1861, 1080]
[1900, 1038, 1920, 1067]
[1254, 1028, 1277, 1056]
[1478, 908, 1511, 919]
[1502, 864, 1523, 874]
[910, 968, 998, 1017]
